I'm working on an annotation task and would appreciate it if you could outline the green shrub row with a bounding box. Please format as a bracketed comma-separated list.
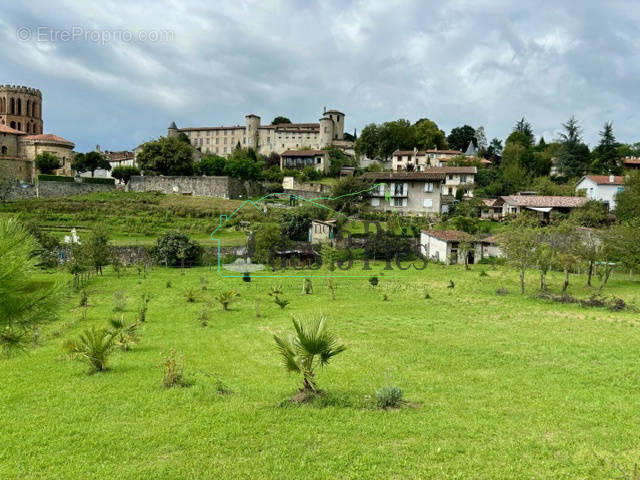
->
[82, 177, 115, 185]
[37, 174, 75, 183]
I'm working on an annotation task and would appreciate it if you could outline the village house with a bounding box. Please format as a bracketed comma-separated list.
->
[429, 166, 477, 198]
[362, 171, 445, 216]
[480, 199, 503, 220]
[280, 149, 329, 174]
[392, 148, 463, 171]
[575, 174, 625, 210]
[420, 229, 503, 265]
[309, 219, 336, 244]
[495, 194, 588, 219]
[622, 157, 640, 170]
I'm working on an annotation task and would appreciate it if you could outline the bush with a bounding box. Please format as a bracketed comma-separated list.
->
[82, 177, 115, 185]
[376, 385, 405, 409]
[214, 290, 239, 311]
[153, 231, 203, 267]
[113, 291, 127, 312]
[37, 174, 74, 182]
[369, 276, 379, 287]
[160, 350, 191, 388]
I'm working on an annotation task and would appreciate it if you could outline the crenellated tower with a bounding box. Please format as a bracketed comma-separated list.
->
[0, 85, 43, 134]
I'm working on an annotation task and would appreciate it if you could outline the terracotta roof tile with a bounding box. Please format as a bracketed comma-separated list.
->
[362, 171, 446, 181]
[21, 133, 74, 147]
[501, 195, 588, 208]
[421, 229, 473, 242]
[0, 124, 25, 135]
[584, 175, 625, 185]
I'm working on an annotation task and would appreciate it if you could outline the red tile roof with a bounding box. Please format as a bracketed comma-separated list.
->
[394, 149, 463, 156]
[0, 124, 25, 135]
[281, 149, 326, 157]
[104, 150, 134, 162]
[21, 133, 74, 147]
[583, 175, 625, 185]
[622, 157, 640, 165]
[362, 171, 446, 181]
[501, 195, 588, 208]
[421, 229, 473, 242]
[423, 166, 477, 174]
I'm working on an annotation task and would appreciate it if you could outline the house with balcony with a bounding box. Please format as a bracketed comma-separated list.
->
[576, 175, 624, 211]
[280, 149, 329, 174]
[362, 171, 445, 216]
[392, 148, 464, 171]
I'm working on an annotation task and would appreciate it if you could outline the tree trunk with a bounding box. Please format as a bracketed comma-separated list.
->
[520, 269, 525, 294]
[562, 268, 569, 293]
[587, 260, 594, 286]
[540, 273, 546, 291]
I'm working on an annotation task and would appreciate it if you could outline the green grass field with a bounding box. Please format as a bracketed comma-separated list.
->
[2, 262, 640, 479]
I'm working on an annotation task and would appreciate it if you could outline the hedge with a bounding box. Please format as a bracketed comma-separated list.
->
[82, 177, 115, 185]
[37, 174, 75, 183]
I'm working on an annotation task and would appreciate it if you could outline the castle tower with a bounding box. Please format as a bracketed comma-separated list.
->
[323, 109, 345, 141]
[0, 85, 43, 134]
[245, 114, 260, 150]
[319, 116, 333, 147]
[167, 121, 178, 138]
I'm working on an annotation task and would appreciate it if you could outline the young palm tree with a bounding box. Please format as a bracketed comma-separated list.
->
[62, 327, 116, 372]
[273, 315, 346, 393]
[214, 290, 239, 311]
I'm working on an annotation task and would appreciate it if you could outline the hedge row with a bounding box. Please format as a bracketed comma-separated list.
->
[37, 174, 75, 183]
[36, 174, 115, 185]
[82, 177, 115, 185]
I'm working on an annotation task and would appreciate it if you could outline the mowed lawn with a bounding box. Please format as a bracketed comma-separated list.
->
[2, 263, 640, 479]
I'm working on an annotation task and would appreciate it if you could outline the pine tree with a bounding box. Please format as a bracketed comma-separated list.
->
[0, 218, 64, 355]
[591, 122, 620, 174]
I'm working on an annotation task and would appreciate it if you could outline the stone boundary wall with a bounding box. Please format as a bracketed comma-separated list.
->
[37, 181, 115, 198]
[128, 176, 253, 199]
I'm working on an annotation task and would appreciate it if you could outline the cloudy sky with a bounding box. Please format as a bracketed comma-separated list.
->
[2, 0, 639, 152]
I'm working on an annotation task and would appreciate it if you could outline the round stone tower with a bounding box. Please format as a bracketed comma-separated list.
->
[319, 116, 334, 147]
[323, 109, 345, 140]
[167, 121, 178, 138]
[0, 85, 43, 134]
[245, 114, 261, 150]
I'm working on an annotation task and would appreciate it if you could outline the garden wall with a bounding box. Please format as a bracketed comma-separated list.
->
[37, 180, 116, 198]
[127, 176, 259, 199]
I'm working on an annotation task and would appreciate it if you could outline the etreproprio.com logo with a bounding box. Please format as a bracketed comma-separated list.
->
[211, 184, 429, 279]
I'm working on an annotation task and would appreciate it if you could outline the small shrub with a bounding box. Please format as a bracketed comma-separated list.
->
[112, 291, 126, 312]
[243, 272, 251, 282]
[423, 287, 431, 299]
[447, 280, 455, 289]
[580, 294, 606, 308]
[610, 297, 628, 311]
[382, 293, 388, 301]
[166, 280, 172, 288]
[79, 289, 89, 307]
[326, 279, 337, 300]
[109, 316, 139, 351]
[214, 290, 239, 311]
[496, 288, 509, 295]
[369, 276, 379, 287]
[274, 297, 290, 309]
[255, 299, 261, 318]
[479, 270, 488, 277]
[183, 287, 200, 303]
[1, 327, 28, 357]
[376, 385, 405, 409]
[199, 275, 209, 291]
[199, 306, 210, 327]
[62, 327, 115, 372]
[160, 350, 191, 388]
[302, 278, 313, 294]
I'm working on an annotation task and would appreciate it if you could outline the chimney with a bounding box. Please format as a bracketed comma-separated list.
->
[609, 174, 615, 183]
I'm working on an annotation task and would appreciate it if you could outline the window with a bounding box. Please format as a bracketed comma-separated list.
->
[394, 183, 405, 196]
[393, 198, 406, 207]
[460, 175, 467, 183]
[371, 198, 380, 207]
[1, 146, 7, 155]
[423, 198, 433, 208]
[216, 138, 219, 144]
[448, 174, 454, 181]
[424, 182, 433, 192]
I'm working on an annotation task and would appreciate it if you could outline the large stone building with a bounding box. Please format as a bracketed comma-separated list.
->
[167, 108, 352, 157]
[0, 84, 75, 182]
